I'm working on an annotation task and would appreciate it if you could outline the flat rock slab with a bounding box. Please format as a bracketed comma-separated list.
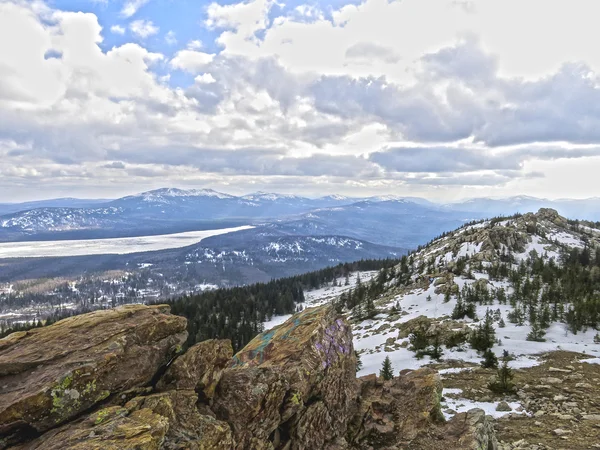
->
[0, 304, 187, 446]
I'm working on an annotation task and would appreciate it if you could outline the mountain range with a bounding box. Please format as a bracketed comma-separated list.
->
[3, 188, 600, 288]
[3, 188, 600, 244]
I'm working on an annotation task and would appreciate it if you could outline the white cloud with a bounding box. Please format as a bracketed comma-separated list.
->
[195, 73, 216, 84]
[110, 25, 126, 35]
[121, 0, 150, 18]
[170, 50, 215, 72]
[206, 0, 274, 38]
[187, 40, 203, 50]
[165, 30, 177, 45]
[129, 19, 159, 38]
[4, 0, 600, 200]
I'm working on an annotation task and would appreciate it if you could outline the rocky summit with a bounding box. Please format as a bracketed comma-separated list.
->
[0, 304, 496, 449]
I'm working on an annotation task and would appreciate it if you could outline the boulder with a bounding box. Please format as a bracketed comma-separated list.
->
[0, 304, 187, 446]
[443, 409, 498, 450]
[347, 372, 498, 450]
[156, 339, 232, 401]
[15, 390, 234, 450]
[13, 405, 169, 450]
[214, 305, 358, 449]
[496, 401, 512, 412]
[347, 369, 444, 447]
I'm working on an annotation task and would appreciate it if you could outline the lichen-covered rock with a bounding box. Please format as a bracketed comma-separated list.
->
[0, 304, 187, 446]
[347, 371, 497, 450]
[396, 315, 469, 347]
[212, 367, 290, 449]
[442, 409, 498, 450]
[348, 369, 444, 448]
[16, 390, 234, 450]
[214, 305, 358, 449]
[14, 406, 169, 450]
[126, 390, 234, 449]
[156, 339, 232, 401]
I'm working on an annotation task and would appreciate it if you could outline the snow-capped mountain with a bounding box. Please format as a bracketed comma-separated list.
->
[4, 188, 600, 243]
[0, 188, 474, 244]
[181, 232, 403, 282]
[0, 207, 124, 232]
[122, 187, 237, 202]
[0, 198, 110, 216]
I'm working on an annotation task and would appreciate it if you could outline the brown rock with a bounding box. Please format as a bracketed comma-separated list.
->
[15, 390, 234, 450]
[214, 305, 358, 450]
[156, 339, 233, 401]
[348, 368, 444, 447]
[13, 406, 169, 450]
[0, 304, 187, 445]
[347, 372, 498, 450]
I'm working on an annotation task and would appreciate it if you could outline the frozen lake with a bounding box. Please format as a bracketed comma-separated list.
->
[0, 226, 253, 258]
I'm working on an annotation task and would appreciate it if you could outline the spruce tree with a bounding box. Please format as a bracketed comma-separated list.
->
[481, 349, 498, 369]
[488, 355, 516, 394]
[355, 351, 363, 373]
[380, 356, 394, 380]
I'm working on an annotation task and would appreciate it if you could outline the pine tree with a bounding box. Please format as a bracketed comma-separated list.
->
[481, 349, 498, 369]
[355, 350, 363, 373]
[365, 296, 376, 319]
[469, 309, 496, 352]
[526, 319, 546, 342]
[380, 356, 394, 380]
[429, 332, 443, 361]
[488, 355, 516, 394]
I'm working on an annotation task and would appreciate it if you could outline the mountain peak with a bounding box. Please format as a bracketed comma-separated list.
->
[133, 188, 234, 201]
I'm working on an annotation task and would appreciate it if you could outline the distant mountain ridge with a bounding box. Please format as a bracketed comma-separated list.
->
[2, 188, 600, 245]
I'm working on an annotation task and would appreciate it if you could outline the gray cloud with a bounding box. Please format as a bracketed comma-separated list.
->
[103, 161, 126, 169]
[370, 145, 600, 173]
[345, 42, 401, 64]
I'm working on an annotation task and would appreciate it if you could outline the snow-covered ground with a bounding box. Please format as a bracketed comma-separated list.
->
[441, 388, 530, 420]
[0, 226, 253, 258]
[263, 268, 600, 379]
[355, 273, 599, 377]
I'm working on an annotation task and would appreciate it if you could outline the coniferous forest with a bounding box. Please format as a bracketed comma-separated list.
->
[162, 258, 400, 351]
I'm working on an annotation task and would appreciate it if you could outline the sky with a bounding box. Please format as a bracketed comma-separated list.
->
[2, 0, 600, 202]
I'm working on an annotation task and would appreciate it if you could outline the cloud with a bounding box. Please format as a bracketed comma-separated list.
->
[110, 25, 126, 35]
[369, 144, 600, 174]
[103, 161, 126, 169]
[121, 0, 150, 18]
[345, 42, 401, 65]
[6, 0, 600, 200]
[170, 50, 215, 72]
[129, 19, 159, 38]
[165, 30, 177, 45]
[206, 0, 274, 38]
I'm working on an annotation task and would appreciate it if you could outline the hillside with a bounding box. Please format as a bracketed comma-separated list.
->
[289, 208, 600, 449]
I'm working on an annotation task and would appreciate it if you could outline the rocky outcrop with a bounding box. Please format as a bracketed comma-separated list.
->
[0, 304, 498, 450]
[348, 369, 445, 447]
[348, 371, 497, 450]
[214, 305, 358, 449]
[156, 339, 232, 401]
[0, 304, 187, 447]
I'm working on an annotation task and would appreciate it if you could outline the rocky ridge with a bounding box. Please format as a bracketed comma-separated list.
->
[0, 304, 497, 449]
